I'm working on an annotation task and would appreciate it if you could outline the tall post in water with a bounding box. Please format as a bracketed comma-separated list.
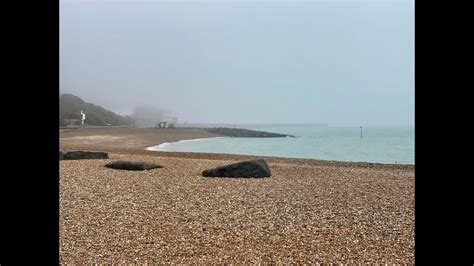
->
[360, 126, 363, 139]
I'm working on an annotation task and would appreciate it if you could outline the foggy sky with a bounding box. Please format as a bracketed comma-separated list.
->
[60, 0, 414, 126]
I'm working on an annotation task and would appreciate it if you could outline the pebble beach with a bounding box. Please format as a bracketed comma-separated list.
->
[60, 128, 414, 264]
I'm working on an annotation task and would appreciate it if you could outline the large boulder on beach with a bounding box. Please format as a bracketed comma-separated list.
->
[202, 159, 271, 178]
[60, 150, 109, 160]
[105, 161, 163, 171]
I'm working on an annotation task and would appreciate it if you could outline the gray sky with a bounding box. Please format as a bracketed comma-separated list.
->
[60, 0, 414, 126]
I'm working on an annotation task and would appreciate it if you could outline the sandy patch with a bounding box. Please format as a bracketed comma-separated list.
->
[62, 135, 125, 141]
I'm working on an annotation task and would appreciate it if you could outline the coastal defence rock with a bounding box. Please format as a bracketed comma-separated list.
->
[204, 127, 294, 138]
[60, 150, 109, 160]
[202, 159, 271, 178]
[105, 161, 163, 171]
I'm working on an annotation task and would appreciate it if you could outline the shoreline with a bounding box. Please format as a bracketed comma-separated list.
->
[146, 149, 414, 169]
[60, 127, 414, 168]
[144, 138, 414, 168]
[145, 137, 228, 151]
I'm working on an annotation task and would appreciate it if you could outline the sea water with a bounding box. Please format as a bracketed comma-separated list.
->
[147, 126, 414, 164]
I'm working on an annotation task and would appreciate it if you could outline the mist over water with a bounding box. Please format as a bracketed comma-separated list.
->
[60, 0, 414, 127]
[148, 126, 414, 164]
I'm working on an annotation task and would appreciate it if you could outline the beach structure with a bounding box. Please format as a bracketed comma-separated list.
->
[156, 121, 167, 128]
[155, 117, 178, 129]
[132, 105, 178, 128]
[164, 115, 178, 125]
[162, 115, 178, 128]
[80, 110, 86, 126]
[131, 106, 167, 128]
[64, 119, 80, 128]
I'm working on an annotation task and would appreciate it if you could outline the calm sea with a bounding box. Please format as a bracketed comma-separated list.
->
[147, 126, 414, 164]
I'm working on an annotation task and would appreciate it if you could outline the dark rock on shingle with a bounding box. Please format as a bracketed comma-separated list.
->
[202, 159, 271, 178]
[60, 150, 109, 160]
